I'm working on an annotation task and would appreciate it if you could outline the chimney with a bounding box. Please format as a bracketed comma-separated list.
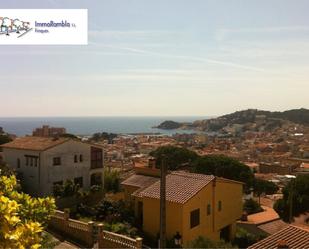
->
[241, 211, 248, 221]
[277, 240, 289, 249]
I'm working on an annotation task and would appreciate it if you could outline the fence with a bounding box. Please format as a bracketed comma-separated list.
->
[98, 230, 143, 249]
[48, 210, 94, 247]
[48, 210, 143, 249]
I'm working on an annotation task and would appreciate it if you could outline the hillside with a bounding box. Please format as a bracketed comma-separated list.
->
[220, 108, 309, 125]
[154, 120, 182, 130]
[155, 108, 309, 132]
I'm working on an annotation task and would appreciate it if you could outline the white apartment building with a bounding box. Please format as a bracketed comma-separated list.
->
[1, 136, 104, 196]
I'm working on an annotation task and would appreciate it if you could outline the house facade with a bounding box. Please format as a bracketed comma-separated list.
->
[122, 168, 243, 245]
[1, 137, 104, 196]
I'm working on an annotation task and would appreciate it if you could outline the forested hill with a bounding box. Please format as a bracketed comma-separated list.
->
[155, 108, 309, 131]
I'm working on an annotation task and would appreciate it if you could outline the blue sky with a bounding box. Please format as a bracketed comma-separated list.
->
[1, 0, 309, 116]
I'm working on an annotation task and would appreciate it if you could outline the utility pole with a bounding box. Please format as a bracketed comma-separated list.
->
[159, 156, 167, 249]
[289, 177, 296, 223]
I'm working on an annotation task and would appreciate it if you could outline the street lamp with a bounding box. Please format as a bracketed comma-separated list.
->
[174, 232, 182, 247]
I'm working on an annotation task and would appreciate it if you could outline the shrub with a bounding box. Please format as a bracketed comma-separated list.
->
[0, 175, 55, 248]
[233, 227, 264, 248]
[243, 198, 263, 215]
[52, 179, 81, 198]
[90, 184, 102, 193]
[186, 236, 234, 248]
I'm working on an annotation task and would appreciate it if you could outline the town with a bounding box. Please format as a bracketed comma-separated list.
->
[1, 108, 308, 249]
[1, 1, 309, 248]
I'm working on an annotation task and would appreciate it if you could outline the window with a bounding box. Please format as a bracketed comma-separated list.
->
[53, 157, 61, 166]
[218, 201, 222, 212]
[79, 154, 83, 162]
[25, 155, 38, 167]
[17, 158, 21, 168]
[74, 155, 78, 163]
[91, 147, 103, 169]
[207, 204, 211, 216]
[190, 209, 200, 228]
[74, 177, 83, 187]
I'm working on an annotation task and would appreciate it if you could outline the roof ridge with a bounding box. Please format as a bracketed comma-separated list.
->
[171, 171, 215, 178]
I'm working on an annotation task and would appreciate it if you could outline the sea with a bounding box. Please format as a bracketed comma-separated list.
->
[0, 116, 208, 137]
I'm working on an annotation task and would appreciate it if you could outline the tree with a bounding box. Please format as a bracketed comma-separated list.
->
[0, 175, 56, 248]
[233, 227, 264, 248]
[274, 175, 309, 222]
[0, 134, 12, 150]
[253, 178, 279, 204]
[150, 146, 198, 170]
[91, 132, 117, 143]
[243, 199, 263, 215]
[60, 133, 78, 139]
[192, 154, 254, 190]
[186, 236, 234, 248]
[104, 169, 121, 193]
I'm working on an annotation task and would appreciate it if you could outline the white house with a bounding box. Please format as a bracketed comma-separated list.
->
[1, 136, 104, 196]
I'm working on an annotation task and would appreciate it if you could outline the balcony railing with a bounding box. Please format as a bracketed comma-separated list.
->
[91, 161, 103, 169]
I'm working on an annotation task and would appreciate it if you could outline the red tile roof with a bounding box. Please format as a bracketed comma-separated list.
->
[248, 225, 309, 249]
[133, 171, 215, 204]
[300, 163, 309, 169]
[0, 136, 70, 151]
[257, 219, 288, 235]
[121, 174, 159, 189]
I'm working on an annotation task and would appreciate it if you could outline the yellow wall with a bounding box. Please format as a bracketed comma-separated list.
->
[122, 185, 139, 204]
[214, 179, 243, 234]
[182, 182, 218, 244]
[141, 197, 183, 241]
[182, 179, 243, 244]
[134, 178, 243, 246]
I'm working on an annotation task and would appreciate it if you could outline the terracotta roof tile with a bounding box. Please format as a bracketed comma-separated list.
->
[121, 174, 159, 189]
[248, 225, 309, 249]
[257, 219, 288, 235]
[1, 136, 69, 151]
[133, 171, 215, 204]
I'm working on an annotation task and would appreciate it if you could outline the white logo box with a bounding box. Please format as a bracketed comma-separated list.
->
[0, 9, 88, 45]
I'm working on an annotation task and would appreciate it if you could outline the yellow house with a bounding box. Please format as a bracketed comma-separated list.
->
[122, 171, 243, 246]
